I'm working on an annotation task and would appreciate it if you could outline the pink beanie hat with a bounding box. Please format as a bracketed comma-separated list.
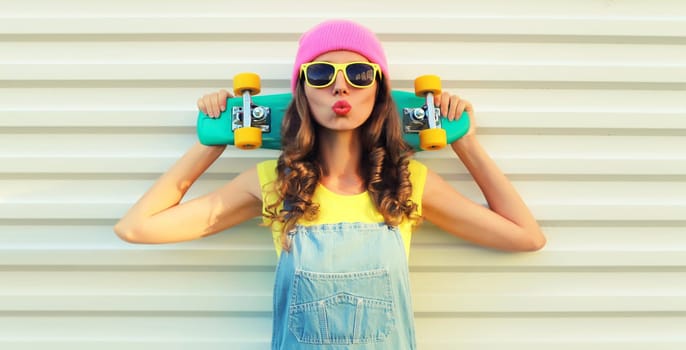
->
[291, 19, 389, 92]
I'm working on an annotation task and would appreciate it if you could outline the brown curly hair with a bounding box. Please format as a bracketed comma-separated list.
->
[264, 78, 419, 251]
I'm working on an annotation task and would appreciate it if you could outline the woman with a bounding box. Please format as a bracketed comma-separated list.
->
[115, 19, 545, 349]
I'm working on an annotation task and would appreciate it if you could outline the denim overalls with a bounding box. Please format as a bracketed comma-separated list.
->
[271, 222, 417, 349]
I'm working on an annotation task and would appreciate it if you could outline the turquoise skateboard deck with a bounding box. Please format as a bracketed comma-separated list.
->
[197, 90, 469, 151]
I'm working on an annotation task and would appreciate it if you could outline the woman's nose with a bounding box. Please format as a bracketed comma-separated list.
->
[332, 70, 349, 95]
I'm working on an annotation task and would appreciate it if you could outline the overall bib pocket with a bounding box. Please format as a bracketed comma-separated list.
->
[288, 268, 395, 345]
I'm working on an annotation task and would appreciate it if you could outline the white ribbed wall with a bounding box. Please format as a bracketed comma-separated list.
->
[1, 1, 685, 349]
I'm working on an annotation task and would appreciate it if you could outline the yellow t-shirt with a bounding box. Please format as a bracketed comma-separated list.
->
[257, 159, 427, 258]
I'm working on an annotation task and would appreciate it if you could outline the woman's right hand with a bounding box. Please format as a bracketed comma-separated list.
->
[197, 89, 233, 118]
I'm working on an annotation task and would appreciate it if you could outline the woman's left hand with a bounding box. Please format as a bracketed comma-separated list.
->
[434, 92, 478, 154]
[435, 92, 476, 139]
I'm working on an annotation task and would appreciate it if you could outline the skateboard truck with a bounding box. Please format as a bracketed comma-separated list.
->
[231, 73, 269, 149]
[231, 104, 271, 133]
[402, 103, 441, 134]
[404, 75, 447, 150]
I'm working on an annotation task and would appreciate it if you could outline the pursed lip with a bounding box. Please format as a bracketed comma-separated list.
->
[332, 100, 352, 115]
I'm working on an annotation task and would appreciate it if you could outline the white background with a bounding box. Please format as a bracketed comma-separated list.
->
[1, 1, 685, 349]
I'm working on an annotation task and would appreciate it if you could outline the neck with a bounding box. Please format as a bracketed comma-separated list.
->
[317, 129, 365, 194]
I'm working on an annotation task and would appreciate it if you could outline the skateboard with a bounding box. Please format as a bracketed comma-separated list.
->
[197, 73, 470, 151]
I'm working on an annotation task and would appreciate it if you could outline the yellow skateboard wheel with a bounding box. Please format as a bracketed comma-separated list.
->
[414, 75, 442, 97]
[419, 128, 447, 151]
[233, 72, 261, 96]
[234, 126, 262, 150]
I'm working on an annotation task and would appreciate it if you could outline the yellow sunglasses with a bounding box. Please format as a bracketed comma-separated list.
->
[300, 61, 382, 89]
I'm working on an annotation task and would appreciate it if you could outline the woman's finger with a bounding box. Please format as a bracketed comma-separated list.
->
[208, 93, 220, 117]
[218, 89, 231, 113]
[197, 97, 209, 115]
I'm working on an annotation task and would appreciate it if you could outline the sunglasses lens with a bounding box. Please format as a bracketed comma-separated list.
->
[346, 63, 376, 87]
[305, 63, 335, 87]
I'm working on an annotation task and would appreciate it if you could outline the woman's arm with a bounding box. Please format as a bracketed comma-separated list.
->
[114, 142, 262, 244]
[422, 94, 546, 252]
